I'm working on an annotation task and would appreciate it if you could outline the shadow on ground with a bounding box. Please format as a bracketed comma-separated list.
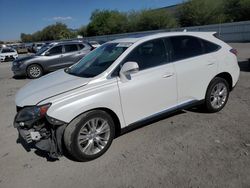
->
[238, 60, 250, 72]
[12, 75, 28, 80]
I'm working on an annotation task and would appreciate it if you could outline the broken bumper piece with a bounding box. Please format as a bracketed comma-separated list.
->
[14, 106, 67, 159]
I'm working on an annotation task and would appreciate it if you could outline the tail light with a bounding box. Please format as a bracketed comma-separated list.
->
[230, 48, 238, 56]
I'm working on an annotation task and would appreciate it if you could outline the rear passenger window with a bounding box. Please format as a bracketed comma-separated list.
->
[170, 36, 203, 61]
[64, 44, 78, 53]
[201, 39, 220, 53]
[124, 39, 167, 70]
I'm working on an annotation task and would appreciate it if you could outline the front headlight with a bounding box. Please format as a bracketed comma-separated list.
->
[13, 61, 19, 66]
[15, 104, 51, 127]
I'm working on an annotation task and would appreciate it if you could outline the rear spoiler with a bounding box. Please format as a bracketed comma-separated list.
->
[183, 30, 218, 36]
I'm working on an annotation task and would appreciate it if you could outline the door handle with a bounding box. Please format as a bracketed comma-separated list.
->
[163, 73, 174, 78]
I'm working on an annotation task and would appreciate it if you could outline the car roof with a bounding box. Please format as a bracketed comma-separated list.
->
[110, 31, 217, 44]
[53, 41, 87, 46]
[2, 47, 14, 49]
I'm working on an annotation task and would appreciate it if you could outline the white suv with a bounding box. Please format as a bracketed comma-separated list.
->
[0, 47, 18, 62]
[14, 32, 240, 161]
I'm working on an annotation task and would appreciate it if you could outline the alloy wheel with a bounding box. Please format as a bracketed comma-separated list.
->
[77, 118, 110, 155]
[210, 82, 228, 109]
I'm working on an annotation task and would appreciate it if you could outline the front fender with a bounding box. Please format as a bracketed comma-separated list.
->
[38, 78, 126, 129]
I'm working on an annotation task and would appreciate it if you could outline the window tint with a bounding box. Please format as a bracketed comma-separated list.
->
[67, 43, 128, 78]
[78, 44, 85, 49]
[48, 45, 62, 55]
[2, 48, 11, 53]
[64, 44, 78, 53]
[170, 36, 203, 61]
[201, 39, 220, 53]
[124, 39, 167, 70]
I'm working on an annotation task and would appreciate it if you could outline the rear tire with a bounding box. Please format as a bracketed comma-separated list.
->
[27, 64, 43, 79]
[64, 110, 115, 161]
[204, 77, 229, 113]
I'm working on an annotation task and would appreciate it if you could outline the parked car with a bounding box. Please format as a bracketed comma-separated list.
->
[89, 41, 101, 48]
[38, 42, 52, 52]
[16, 44, 28, 54]
[12, 41, 92, 78]
[0, 47, 18, 62]
[32, 43, 45, 53]
[25, 43, 33, 53]
[14, 32, 240, 161]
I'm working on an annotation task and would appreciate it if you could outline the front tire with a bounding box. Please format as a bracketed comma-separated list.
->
[204, 77, 229, 113]
[27, 64, 43, 79]
[64, 110, 115, 161]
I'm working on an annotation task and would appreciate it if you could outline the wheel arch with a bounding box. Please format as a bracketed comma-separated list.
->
[26, 63, 44, 74]
[67, 107, 122, 138]
[214, 72, 233, 91]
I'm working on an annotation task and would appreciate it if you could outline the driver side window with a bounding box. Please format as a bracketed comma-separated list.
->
[48, 45, 62, 56]
[124, 39, 167, 71]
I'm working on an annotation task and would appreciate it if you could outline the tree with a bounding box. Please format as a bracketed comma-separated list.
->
[178, 0, 226, 27]
[78, 26, 88, 37]
[20, 22, 76, 42]
[20, 33, 34, 42]
[86, 9, 177, 36]
[224, 0, 250, 22]
[134, 9, 177, 31]
[87, 10, 128, 36]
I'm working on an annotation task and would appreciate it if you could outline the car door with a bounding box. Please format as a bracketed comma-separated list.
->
[60, 44, 80, 68]
[77, 43, 91, 60]
[42, 45, 63, 71]
[169, 36, 218, 103]
[117, 38, 177, 125]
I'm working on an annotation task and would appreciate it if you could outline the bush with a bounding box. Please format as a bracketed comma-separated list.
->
[86, 10, 128, 36]
[178, 0, 225, 27]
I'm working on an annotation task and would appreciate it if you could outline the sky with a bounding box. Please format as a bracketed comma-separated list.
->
[0, 0, 182, 41]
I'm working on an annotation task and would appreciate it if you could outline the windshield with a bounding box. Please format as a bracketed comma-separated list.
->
[66, 42, 130, 78]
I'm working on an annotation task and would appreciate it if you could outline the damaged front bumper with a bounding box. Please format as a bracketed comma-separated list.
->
[14, 105, 67, 159]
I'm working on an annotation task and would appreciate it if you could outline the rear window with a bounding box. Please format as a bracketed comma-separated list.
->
[64, 44, 78, 53]
[201, 39, 220, 53]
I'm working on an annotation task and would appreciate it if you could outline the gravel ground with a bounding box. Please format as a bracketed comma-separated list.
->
[0, 43, 249, 188]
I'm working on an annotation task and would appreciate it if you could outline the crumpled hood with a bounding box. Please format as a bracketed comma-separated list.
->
[15, 69, 91, 107]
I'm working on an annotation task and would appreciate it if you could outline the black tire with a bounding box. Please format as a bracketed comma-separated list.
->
[64, 110, 115, 161]
[27, 64, 43, 79]
[204, 77, 230, 113]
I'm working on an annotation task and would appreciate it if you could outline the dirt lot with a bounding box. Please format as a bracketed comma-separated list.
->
[0, 43, 250, 188]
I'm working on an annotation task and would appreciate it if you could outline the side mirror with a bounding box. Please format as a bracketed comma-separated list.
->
[119, 61, 139, 81]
